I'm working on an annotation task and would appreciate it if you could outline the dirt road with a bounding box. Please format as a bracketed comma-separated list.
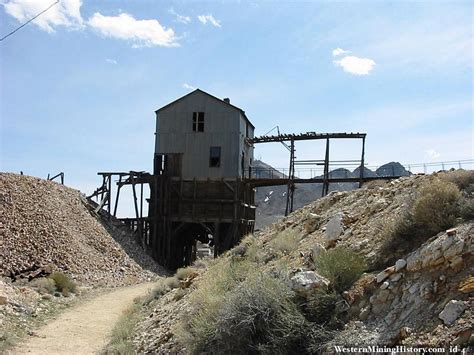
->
[13, 282, 155, 354]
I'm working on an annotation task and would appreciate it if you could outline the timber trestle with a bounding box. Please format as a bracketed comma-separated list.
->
[148, 175, 255, 270]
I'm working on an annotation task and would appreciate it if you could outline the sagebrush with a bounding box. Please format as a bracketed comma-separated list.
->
[314, 247, 366, 292]
[49, 272, 76, 294]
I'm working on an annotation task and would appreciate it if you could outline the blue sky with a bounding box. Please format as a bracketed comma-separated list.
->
[1, 0, 473, 215]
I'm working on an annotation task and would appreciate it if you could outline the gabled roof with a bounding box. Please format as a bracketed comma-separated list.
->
[155, 89, 255, 129]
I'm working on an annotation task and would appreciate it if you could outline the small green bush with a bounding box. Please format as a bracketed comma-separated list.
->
[459, 197, 474, 221]
[164, 276, 180, 290]
[303, 289, 339, 325]
[175, 267, 197, 280]
[376, 179, 464, 268]
[412, 179, 461, 234]
[142, 281, 168, 305]
[172, 288, 188, 302]
[49, 272, 76, 294]
[440, 169, 474, 191]
[270, 230, 302, 255]
[31, 277, 56, 294]
[314, 247, 366, 292]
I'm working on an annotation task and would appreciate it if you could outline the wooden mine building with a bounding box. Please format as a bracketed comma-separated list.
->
[148, 89, 256, 269]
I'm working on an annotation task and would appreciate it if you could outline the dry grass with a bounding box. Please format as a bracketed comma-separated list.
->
[269, 230, 302, 255]
[412, 179, 461, 234]
[313, 247, 366, 292]
[376, 178, 463, 268]
[31, 277, 56, 295]
[175, 267, 197, 281]
[49, 272, 76, 294]
[103, 301, 141, 354]
[177, 257, 310, 354]
[440, 169, 474, 191]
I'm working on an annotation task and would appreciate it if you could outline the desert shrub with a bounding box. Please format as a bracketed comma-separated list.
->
[302, 289, 339, 325]
[178, 265, 308, 354]
[314, 247, 366, 293]
[376, 179, 463, 269]
[49, 272, 76, 294]
[142, 281, 168, 305]
[412, 179, 461, 234]
[269, 230, 302, 255]
[172, 288, 188, 301]
[175, 267, 197, 281]
[459, 197, 474, 221]
[440, 169, 474, 191]
[31, 277, 56, 295]
[164, 276, 180, 289]
[305, 325, 337, 354]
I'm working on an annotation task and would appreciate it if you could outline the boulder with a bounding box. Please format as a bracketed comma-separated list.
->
[439, 300, 467, 325]
[325, 213, 345, 241]
[290, 271, 329, 296]
[304, 213, 321, 234]
[311, 243, 326, 261]
[395, 259, 407, 271]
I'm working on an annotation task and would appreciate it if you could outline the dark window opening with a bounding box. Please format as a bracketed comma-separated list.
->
[209, 146, 221, 167]
[192, 112, 205, 132]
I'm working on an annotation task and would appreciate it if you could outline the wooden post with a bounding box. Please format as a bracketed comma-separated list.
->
[322, 138, 330, 197]
[113, 176, 122, 217]
[359, 136, 365, 188]
[285, 139, 295, 216]
[213, 223, 220, 258]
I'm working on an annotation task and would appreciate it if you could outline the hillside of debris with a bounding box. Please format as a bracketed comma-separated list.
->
[0, 173, 164, 286]
[127, 169, 473, 353]
[254, 160, 410, 229]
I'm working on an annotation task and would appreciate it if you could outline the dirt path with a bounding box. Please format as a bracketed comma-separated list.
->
[13, 282, 155, 355]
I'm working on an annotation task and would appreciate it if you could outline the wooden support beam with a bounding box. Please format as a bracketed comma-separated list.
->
[285, 139, 295, 216]
[322, 138, 330, 197]
[113, 176, 122, 217]
[359, 136, 366, 188]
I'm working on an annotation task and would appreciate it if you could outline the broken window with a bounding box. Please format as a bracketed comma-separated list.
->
[209, 146, 221, 167]
[192, 112, 205, 132]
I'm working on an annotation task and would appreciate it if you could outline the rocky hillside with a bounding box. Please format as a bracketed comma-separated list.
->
[129, 170, 473, 353]
[0, 173, 165, 287]
[254, 160, 410, 229]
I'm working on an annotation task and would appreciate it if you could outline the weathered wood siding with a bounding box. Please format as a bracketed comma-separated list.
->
[155, 90, 253, 179]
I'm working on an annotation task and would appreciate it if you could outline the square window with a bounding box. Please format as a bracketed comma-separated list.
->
[209, 146, 221, 167]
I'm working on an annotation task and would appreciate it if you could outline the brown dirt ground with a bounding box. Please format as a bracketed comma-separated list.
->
[10, 282, 155, 354]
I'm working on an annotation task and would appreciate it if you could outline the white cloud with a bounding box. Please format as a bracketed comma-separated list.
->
[425, 149, 441, 160]
[333, 55, 376, 75]
[332, 48, 350, 57]
[88, 12, 178, 47]
[169, 8, 191, 24]
[2, 0, 83, 33]
[183, 83, 195, 90]
[197, 14, 221, 28]
[106, 58, 117, 64]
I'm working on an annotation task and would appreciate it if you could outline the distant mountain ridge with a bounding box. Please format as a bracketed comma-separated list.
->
[253, 160, 410, 229]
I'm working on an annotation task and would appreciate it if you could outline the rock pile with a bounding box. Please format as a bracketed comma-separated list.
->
[0, 173, 165, 287]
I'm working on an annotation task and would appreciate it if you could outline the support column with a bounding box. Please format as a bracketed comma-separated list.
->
[285, 139, 295, 216]
[359, 136, 366, 188]
[322, 138, 330, 197]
